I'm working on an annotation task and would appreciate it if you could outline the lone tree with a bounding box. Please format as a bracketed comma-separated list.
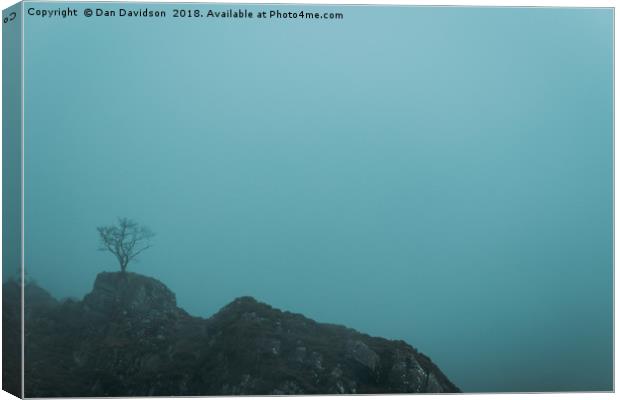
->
[97, 218, 155, 273]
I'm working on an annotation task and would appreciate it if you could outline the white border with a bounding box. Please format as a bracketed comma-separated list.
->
[0, 1, 615, 400]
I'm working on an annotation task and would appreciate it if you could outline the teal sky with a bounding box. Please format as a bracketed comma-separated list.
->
[22, 3, 612, 392]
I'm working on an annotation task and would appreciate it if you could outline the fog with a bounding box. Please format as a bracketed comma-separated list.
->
[21, 5, 612, 392]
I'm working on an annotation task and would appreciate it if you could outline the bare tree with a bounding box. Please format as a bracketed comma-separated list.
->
[97, 218, 155, 273]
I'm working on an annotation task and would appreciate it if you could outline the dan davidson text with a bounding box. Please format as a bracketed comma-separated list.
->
[95, 8, 167, 17]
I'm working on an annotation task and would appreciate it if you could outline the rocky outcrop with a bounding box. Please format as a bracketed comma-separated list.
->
[83, 272, 179, 317]
[12, 272, 460, 397]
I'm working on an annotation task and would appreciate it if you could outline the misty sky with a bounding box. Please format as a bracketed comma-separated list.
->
[21, 4, 612, 392]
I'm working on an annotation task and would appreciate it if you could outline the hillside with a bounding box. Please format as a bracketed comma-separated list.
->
[4, 272, 460, 396]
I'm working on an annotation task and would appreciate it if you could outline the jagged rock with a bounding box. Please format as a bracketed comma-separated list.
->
[6, 272, 460, 397]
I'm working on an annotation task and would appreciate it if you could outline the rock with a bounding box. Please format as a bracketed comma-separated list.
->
[9, 272, 460, 397]
[83, 272, 178, 316]
[346, 339, 380, 371]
